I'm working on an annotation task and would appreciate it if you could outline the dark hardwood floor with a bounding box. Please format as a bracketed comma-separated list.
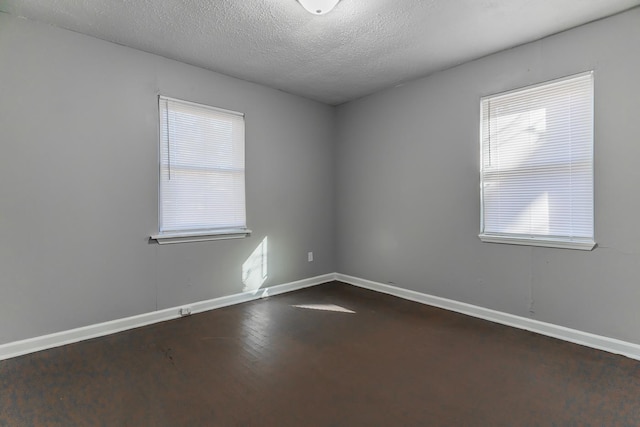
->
[1, 281, 640, 426]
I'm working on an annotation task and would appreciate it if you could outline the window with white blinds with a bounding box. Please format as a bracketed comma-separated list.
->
[153, 96, 249, 244]
[479, 72, 595, 250]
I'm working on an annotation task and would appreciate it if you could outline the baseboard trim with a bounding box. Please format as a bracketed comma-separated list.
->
[4, 272, 639, 362]
[0, 273, 335, 361]
[336, 273, 640, 361]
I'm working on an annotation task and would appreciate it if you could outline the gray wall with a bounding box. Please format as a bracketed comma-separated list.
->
[335, 8, 640, 344]
[0, 13, 335, 344]
[3, 7, 640, 348]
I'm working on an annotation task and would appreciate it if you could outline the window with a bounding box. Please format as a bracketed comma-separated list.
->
[151, 96, 250, 244]
[479, 72, 595, 250]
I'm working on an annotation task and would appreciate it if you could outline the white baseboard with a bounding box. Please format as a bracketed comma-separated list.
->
[0, 273, 335, 361]
[3, 272, 639, 362]
[336, 273, 640, 361]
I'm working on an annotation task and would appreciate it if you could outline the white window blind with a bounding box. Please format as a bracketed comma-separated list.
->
[480, 72, 595, 250]
[155, 96, 248, 243]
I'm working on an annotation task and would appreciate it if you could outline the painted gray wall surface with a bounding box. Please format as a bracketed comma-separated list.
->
[2, 7, 640, 349]
[335, 9, 640, 344]
[0, 13, 335, 345]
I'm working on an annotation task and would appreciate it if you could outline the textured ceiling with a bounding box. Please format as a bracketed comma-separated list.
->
[1, 0, 639, 105]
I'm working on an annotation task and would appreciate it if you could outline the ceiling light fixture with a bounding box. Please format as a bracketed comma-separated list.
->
[297, 0, 340, 15]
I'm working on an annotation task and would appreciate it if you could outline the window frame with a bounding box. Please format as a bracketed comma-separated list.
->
[478, 72, 596, 251]
[151, 95, 251, 245]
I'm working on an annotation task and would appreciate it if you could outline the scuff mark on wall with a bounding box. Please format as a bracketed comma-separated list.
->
[527, 247, 535, 317]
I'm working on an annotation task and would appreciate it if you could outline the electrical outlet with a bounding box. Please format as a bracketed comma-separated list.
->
[179, 307, 192, 317]
[308, 252, 314, 262]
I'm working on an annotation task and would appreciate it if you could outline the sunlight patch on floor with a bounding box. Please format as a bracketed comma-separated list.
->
[292, 304, 355, 313]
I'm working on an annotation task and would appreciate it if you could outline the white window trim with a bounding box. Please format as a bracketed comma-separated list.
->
[479, 71, 596, 251]
[151, 95, 249, 245]
[151, 228, 252, 245]
[478, 233, 595, 251]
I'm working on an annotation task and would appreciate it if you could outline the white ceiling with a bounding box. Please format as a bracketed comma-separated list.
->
[2, 0, 639, 105]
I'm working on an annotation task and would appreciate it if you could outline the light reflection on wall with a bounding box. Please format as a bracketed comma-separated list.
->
[242, 236, 268, 293]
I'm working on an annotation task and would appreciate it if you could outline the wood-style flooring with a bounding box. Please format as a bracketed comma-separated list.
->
[1, 281, 640, 426]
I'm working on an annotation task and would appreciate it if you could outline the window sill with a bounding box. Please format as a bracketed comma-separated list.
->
[478, 234, 596, 251]
[151, 229, 251, 245]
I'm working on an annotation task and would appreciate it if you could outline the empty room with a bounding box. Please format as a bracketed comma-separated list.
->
[1, 0, 640, 425]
